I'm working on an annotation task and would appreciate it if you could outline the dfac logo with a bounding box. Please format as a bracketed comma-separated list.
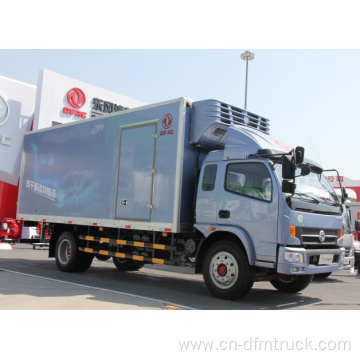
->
[160, 113, 174, 136]
[162, 114, 173, 129]
[319, 230, 326, 243]
[67, 88, 86, 108]
[63, 87, 87, 118]
[0, 95, 9, 126]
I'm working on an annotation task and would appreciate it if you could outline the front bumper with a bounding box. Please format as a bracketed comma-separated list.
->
[277, 246, 345, 275]
[342, 255, 355, 270]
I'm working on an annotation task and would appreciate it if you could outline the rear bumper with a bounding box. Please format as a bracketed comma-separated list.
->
[277, 246, 345, 275]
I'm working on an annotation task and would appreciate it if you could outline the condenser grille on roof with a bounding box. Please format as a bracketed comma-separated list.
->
[219, 102, 270, 134]
[189, 99, 271, 149]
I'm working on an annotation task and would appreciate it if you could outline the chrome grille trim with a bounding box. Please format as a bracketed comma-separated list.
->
[295, 227, 340, 247]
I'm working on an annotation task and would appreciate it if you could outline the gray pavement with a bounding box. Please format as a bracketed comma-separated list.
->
[0, 243, 359, 310]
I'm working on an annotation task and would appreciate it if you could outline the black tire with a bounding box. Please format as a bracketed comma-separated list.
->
[96, 254, 112, 261]
[112, 256, 144, 271]
[270, 274, 313, 293]
[314, 272, 332, 279]
[202, 240, 255, 300]
[55, 231, 93, 272]
[95, 243, 112, 261]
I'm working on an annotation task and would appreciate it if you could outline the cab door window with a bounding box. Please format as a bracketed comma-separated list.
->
[201, 164, 217, 191]
[225, 162, 272, 201]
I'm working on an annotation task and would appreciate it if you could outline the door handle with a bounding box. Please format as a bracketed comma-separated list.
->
[219, 210, 230, 219]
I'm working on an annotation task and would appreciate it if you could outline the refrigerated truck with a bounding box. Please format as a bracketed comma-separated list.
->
[17, 98, 345, 300]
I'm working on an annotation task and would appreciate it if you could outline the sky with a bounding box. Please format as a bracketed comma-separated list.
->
[1, 49, 360, 179]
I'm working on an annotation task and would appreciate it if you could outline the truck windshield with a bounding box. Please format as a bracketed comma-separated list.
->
[294, 167, 339, 204]
[276, 163, 342, 215]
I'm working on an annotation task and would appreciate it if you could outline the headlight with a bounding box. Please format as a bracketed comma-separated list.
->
[1, 222, 8, 230]
[285, 252, 304, 263]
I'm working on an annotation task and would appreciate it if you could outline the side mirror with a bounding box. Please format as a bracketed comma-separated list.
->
[295, 146, 304, 164]
[282, 155, 296, 179]
[282, 180, 296, 195]
[300, 166, 311, 176]
[342, 188, 348, 203]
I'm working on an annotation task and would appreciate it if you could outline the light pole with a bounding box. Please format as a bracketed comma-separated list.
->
[240, 50, 255, 110]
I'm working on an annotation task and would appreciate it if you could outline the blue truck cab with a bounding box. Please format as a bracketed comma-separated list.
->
[192, 100, 344, 298]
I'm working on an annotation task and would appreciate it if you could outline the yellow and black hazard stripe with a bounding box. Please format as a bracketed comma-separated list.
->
[78, 247, 175, 265]
[78, 235, 176, 265]
[79, 235, 176, 251]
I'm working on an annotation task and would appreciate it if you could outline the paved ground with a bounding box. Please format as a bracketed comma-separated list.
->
[0, 243, 359, 310]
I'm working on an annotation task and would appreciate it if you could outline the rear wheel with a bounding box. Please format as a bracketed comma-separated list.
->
[112, 256, 144, 271]
[202, 240, 254, 300]
[96, 254, 112, 261]
[95, 243, 111, 261]
[270, 274, 313, 293]
[55, 231, 93, 272]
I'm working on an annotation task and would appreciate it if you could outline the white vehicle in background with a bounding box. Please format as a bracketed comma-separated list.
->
[314, 205, 355, 278]
[342, 205, 355, 270]
[314, 172, 355, 278]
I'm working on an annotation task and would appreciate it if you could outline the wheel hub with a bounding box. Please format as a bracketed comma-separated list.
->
[217, 263, 228, 277]
[58, 239, 72, 265]
[209, 251, 239, 289]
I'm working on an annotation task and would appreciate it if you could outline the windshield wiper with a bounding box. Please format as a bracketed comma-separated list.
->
[295, 193, 342, 207]
[321, 198, 341, 207]
[293, 193, 320, 204]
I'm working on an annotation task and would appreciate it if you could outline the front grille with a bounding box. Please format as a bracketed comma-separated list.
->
[295, 227, 340, 248]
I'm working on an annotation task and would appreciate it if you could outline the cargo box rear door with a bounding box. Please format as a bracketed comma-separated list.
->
[115, 121, 157, 221]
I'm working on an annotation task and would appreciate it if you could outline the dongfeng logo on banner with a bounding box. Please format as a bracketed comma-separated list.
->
[0, 95, 9, 126]
[67, 88, 86, 108]
[63, 87, 87, 118]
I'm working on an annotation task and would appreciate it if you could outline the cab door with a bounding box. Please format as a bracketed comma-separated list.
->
[217, 160, 279, 264]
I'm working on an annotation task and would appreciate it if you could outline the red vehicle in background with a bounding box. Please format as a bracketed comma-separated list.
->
[34, 222, 51, 240]
[0, 218, 20, 242]
[0, 217, 49, 243]
[353, 212, 360, 270]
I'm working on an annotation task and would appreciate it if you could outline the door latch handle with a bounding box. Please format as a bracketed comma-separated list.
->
[219, 210, 230, 219]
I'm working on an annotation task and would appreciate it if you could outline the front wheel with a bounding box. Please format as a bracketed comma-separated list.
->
[270, 274, 313, 293]
[202, 240, 254, 300]
[55, 231, 93, 272]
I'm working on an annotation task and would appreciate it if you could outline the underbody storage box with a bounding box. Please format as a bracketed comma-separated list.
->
[17, 98, 199, 233]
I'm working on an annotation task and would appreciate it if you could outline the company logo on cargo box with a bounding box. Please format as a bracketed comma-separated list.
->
[63, 87, 87, 118]
[26, 179, 56, 201]
[160, 113, 174, 136]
